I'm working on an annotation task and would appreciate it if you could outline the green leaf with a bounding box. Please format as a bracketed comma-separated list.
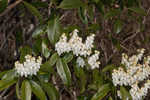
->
[63, 53, 73, 63]
[32, 25, 46, 38]
[16, 81, 21, 99]
[40, 61, 53, 73]
[0, 0, 7, 13]
[78, 7, 88, 24]
[0, 70, 11, 79]
[104, 9, 120, 19]
[102, 64, 116, 73]
[23, 1, 43, 24]
[95, 1, 105, 15]
[58, 0, 85, 9]
[74, 64, 86, 93]
[47, 17, 61, 45]
[40, 81, 59, 100]
[108, 96, 113, 100]
[0, 79, 17, 91]
[40, 53, 58, 73]
[77, 96, 89, 100]
[120, 86, 132, 100]
[38, 72, 50, 83]
[88, 24, 101, 32]
[42, 41, 50, 58]
[19, 46, 32, 62]
[56, 58, 71, 86]
[91, 84, 111, 100]
[92, 0, 99, 3]
[114, 20, 123, 34]
[128, 7, 147, 16]
[21, 80, 32, 100]
[2, 69, 16, 80]
[30, 80, 46, 100]
[92, 69, 104, 87]
[31, 1, 49, 8]
[49, 53, 59, 66]
[33, 38, 42, 55]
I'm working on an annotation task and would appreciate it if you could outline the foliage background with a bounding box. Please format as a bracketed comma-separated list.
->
[0, 0, 150, 100]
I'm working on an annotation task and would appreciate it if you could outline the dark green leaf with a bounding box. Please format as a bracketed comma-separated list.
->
[31, 1, 49, 8]
[47, 17, 61, 45]
[0, 70, 11, 79]
[128, 7, 147, 16]
[19, 46, 32, 62]
[49, 53, 59, 66]
[95, 1, 105, 15]
[33, 38, 42, 55]
[63, 53, 73, 63]
[32, 25, 46, 38]
[0, 0, 7, 13]
[58, 0, 85, 9]
[40, 53, 58, 73]
[56, 58, 71, 86]
[88, 24, 100, 32]
[120, 86, 132, 100]
[40, 61, 53, 73]
[2, 69, 16, 80]
[78, 7, 88, 24]
[40, 81, 59, 100]
[108, 96, 113, 100]
[23, 1, 43, 24]
[74, 64, 86, 93]
[104, 9, 120, 19]
[77, 96, 88, 100]
[30, 80, 46, 100]
[92, 69, 104, 87]
[16, 81, 21, 99]
[92, 0, 99, 3]
[21, 80, 31, 100]
[91, 84, 111, 100]
[0, 79, 17, 91]
[114, 20, 123, 34]
[102, 64, 116, 73]
[42, 41, 50, 58]
[38, 72, 50, 83]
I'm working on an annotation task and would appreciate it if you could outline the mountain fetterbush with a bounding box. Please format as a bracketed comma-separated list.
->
[88, 50, 100, 69]
[55, 29, 100, 69]
[15, 55, 42, 77]
[55, 29, 95, 57]
[112, 49, 150, 100]
[76, 57, 85, 68]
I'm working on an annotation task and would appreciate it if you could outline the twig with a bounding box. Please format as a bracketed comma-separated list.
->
[0, 88, 9, 97]
[0, 23, 20, 51]
[0, 0, 23, 17]
[122, 32, 139, 43]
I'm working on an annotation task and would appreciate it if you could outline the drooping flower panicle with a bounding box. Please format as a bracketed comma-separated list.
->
[55, 29, 100, 69]
[15, 55, 42, 77]
[55, 29, 95, 57]
[88, 50, 100, 69]
[112, 49, 150, 100]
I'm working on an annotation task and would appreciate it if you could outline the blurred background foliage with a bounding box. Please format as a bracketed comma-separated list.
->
[0, 0, 150, 100]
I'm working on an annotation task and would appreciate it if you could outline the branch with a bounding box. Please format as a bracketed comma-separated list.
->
[0, 0, 23, 17]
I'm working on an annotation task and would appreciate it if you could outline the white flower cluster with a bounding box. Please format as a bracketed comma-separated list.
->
[55, 29, 100, 69]
[76, 57, 85, 68]
[112, 49, 150, 100]
[15, 55, 42, 77]
[130, 80, 150, 100]
[88, 50, 100, 69]
[55, 29, 95, 57]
